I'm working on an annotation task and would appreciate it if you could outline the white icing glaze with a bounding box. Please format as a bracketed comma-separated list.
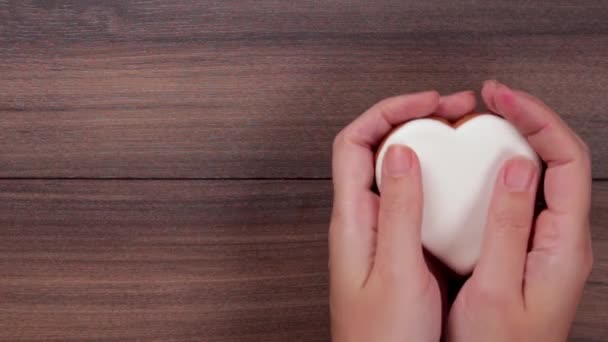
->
[375, 114, 540, 274]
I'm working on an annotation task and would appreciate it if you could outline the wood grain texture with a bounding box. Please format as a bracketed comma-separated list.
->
[1, 0, 607, 41]
[1, 1, 607, 341]
[1, 1, 607, 178]
[0, 180, 331, 341]
[0, 180, 607, 341]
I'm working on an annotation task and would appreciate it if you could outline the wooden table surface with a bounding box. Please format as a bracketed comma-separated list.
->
[1, 1, 607, 341]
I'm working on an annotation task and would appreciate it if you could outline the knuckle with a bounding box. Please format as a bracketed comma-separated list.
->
[534, 212, 561, 246]
[470, 278, 512, 308]
[583, 253, 594, 278]
[580, 240, 594, 278]
[382, 189, 409, 211]
[577, 134, 591, 154]
[374, 97, 394, 113]
[559, 233, 594, 279]
[375, 261, 405, 285]
[374, 261, 429, 295]
[581, 139, 591, 155]
[380, 191, 421, 227]
[562, 249, 593, 282]
[380, 201, 400, 221]
[574, 136, 592, 170]
[332, 130, 348, 151]
[371, 95, 404, 121]
[490, 208, 530, 236]
[582, 150, 592, 174]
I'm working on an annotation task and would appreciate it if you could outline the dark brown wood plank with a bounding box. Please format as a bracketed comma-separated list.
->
[0, 180, 331, 341]
[1, 0, 607, 42]
[0, 180, 607, 341]
[1, 1, 607, 179]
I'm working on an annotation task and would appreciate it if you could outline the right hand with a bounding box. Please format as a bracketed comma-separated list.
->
[447, 80, 593, 341]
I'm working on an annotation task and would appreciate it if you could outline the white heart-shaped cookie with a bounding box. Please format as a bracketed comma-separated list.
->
[375, 114, 540, 275]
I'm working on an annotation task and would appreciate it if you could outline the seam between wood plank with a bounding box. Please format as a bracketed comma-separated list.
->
[0, 178, 605, 181]
[0, 177, 333, 181]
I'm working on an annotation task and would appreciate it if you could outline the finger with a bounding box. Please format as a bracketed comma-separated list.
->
[473, 158, 539, 296]
[436, 90, 477, 119]
[425, 251, 455, 323]
[481, 80, 591, 221]
[481, 80, 499, 113]
[371, 145, 426, 282]
[332, 91, 440, 200]
[329, 192, 379, 291]
[330, 91, 439, 289]
[481, 81, 593, 320]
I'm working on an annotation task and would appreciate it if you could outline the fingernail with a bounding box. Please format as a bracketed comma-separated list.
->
[499, 84, 514, 103]
[484, 80, 498, 88]
[504, 159, 536, 191]
[384, 145, 413, 177]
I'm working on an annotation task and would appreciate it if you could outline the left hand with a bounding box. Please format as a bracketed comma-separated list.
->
[329, 90, 477, 342]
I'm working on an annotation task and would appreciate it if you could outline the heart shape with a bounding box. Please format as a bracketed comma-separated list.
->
[374, 114, 539, 275]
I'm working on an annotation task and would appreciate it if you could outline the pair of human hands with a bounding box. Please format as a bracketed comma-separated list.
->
[329, 81, 593, 341]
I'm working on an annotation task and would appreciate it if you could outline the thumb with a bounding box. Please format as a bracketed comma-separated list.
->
[372, 145, 426, 282]
[473, 158, 539, 297]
